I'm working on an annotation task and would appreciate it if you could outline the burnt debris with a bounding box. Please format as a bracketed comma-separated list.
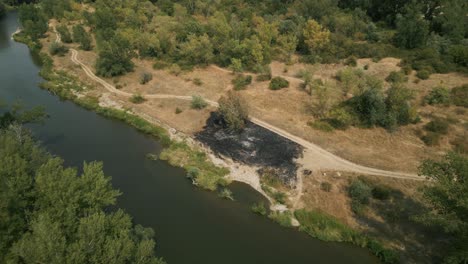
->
[195, 113, 304, 185]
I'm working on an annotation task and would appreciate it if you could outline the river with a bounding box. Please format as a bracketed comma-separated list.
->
[0, 12, 378, 264]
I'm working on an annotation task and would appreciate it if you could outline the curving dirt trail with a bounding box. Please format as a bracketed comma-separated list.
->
[57, 27, 424, 182]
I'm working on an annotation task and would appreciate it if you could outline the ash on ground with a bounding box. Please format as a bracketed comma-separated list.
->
[195, 113, 303, 185]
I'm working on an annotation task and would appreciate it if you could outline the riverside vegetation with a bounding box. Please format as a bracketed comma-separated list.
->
[0, 105, 165, 264]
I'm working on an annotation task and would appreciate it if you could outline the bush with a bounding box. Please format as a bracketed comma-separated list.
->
[139, 72, 153, 85]
[49, 42, 69, 56]
[268, 211, 293, 227]
[425, 86, 450, 105]
[344, 56, 357, 66]
[320, 182, 332, 192]
[232, 74, 252, 90]
[348, 179, 372, 214]
[326, 107, 356, 129]
[193, 78, 203, 86]
[191, 95, 208, 109]
[56, 24, 72, 43]
[451, 84, 468, 107]
[219, 188, 234, 200]
[175, 107, 182, 114]
[130, 94, 146, 104]
[385, 71, 408, 83]
[218, 91, 249, 131]
[416, 69, 431, 80]
[251, 202, 268, 216]
[424, 118, 449, 134]
[307, 120, 334, 132]
[269, 77, 289, 90]
[256, 73, 272, 82]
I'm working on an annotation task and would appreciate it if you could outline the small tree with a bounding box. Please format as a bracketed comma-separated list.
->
[139, 72, 153, 85]
[72, 24, 92, 51]
[218, 91, 249, 131]
[56, 24, 72, 43]
[191, 95, 208, 109]
[269, 77, 289, 90]
[303, 19, 330, 53]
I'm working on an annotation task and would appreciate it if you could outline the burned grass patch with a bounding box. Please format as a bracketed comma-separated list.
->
[195, 113, 303, 185]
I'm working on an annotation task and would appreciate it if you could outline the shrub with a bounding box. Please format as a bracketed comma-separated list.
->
[191, 95, 208, 109]
[348, 179, 372, 214]
[425, 86, 450, 105]
[424, 118, 449, 134]
[366, 239, 400, 264]
[218, 91, 249, 131]
[219, 188, 234, 200]
[49, 42, 69, 56]
[269, 77, 289, 90]
[175, 107, 182, 114]
[327, 107, 356, 129]
[130, 94, 146, 104]
[385, 71, 408, 83]
[307, 120, 334, 132]
[169, 64, 182, 76]
[186, 167, 200, 180]
[416, 69, 431, 80]
[193, 78, 203, 86]
[251, 202, 268, 216]
[268, 211, 293, 227]
[363, 64, 369, 70]
[56, 24, 72, 43]
[232, 74, 252, 90]
[344, 56, 357, 66]
[451, 84, 468, 107]
[320, 182, 332, 192]
[139, 72, 153, 85]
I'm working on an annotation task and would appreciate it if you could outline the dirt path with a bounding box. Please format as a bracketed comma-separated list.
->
[57, 27, 424, 182]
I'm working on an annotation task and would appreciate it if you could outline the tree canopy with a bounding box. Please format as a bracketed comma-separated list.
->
[0, 114, 165, 263]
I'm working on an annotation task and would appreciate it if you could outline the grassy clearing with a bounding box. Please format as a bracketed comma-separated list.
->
[159, 142, 230, 191]
[295, 209, 399, 264]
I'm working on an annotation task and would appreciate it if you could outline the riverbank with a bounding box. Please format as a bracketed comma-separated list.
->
[13, 23, 399, 264]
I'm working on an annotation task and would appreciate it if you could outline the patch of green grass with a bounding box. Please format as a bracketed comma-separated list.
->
[295, 209, 399, 264]
[159, 142, 230, 191]
[251, 202, 268, 216]
[268, 211, 293, 227]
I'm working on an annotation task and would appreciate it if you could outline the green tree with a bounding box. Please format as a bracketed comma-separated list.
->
[56, 24, 72, 43]
[394, 4, 429, 49]
[218, 91, 249, 131]
[95, 34, 134, 77]
[417, 153, 468, 264]
[179, 34, 214, 65]
[72, 25, 92, 50]
[303, 19, 330, 53]
[0, 127, 165, 264]
[18, 4, 48, 40]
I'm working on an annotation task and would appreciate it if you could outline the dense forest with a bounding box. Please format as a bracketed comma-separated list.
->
[15, 0, 468, 76]
[0, 106, 165, 263]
